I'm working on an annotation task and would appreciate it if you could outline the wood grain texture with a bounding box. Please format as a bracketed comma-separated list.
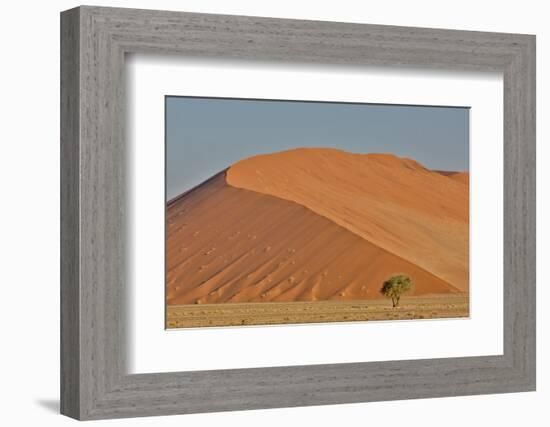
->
[60, 5, 536, 420]
[60, 7, 80, 419]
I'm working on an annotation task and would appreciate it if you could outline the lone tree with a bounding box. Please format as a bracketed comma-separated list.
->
[380, 275, 412, 307]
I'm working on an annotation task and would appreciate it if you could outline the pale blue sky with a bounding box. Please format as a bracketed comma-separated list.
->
[166, 96, 469, 199]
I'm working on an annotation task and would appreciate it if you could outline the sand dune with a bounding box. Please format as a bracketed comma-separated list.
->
[227, 148, 469, 291]
[166, 173, 461, 305]
[435, 170, 469, 185]
[448, 171, 469, 185]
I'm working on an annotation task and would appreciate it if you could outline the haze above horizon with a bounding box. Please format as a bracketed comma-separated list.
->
[166, 96, 469, 199]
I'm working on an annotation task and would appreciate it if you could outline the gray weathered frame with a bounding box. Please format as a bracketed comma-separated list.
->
[60, 5, 536, 420]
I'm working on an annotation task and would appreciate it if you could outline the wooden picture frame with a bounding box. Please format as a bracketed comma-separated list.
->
[60, 5, 536, 420]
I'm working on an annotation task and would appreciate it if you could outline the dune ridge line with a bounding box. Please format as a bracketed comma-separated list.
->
[225, 147, 469, 292]
[166, 148, 468, 305]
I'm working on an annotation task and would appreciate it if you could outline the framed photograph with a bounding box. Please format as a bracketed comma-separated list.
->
[164, 96, 470, 329]
[60, 6, 535, 420]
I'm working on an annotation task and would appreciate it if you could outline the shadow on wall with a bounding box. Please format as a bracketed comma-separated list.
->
[35, 399, 59, 414]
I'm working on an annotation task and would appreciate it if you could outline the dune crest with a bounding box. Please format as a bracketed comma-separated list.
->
[226, 148, 469, 291]
[435, 170, 469, 185]
[449, 171, 469, 185]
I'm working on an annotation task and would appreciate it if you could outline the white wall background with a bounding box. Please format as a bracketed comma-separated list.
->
[0, 0, 546, 425]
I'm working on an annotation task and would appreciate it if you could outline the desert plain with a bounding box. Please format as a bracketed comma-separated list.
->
[166, 148, 469, 328]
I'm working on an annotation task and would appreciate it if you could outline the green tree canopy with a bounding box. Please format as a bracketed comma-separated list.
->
[380, 274, 413, 307]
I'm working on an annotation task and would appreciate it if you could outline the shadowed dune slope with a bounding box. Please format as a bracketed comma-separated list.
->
[227, 148, 469, 292]
[449, 171, 469, 185]
[167, 173, 460, 305]
[435, 170, 469, 185]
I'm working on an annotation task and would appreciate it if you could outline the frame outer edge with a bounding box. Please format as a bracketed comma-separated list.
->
[60, 6, 537, 420]
[60, 6, 82, 420]
[527, 35, 536, 390]
[519, 34, 536, 389]
[502, 34, 536, 391]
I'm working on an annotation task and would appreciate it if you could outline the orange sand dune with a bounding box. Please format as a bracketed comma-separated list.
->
[449, 171, 469, 185]
[435, 170, 469, 185]
[227, 148, 469, 292]
[167, 173, 461, 305]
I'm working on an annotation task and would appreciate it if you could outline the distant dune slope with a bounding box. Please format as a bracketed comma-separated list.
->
[167, 173, 460, 305]
[435, 170, 469, 185]
[448, 171, 469, 185]
[227, 148, 469, 292]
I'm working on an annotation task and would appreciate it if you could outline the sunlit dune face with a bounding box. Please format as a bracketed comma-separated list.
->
[166, 148, 469, 306]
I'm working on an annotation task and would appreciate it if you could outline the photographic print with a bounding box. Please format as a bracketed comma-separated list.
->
[165, 97, 469, 328]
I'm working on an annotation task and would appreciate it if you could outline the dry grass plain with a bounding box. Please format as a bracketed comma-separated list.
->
[166, 294, 469, 329]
